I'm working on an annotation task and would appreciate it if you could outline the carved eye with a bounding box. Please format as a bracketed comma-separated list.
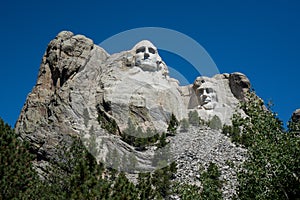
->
[148, 47, 156, 54]
[136, 47, 145, 54]
[206, 88, 214, 93]
[198, 88, 204, 94]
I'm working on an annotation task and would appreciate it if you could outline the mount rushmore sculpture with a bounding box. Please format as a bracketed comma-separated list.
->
[15, 31, 251, 173]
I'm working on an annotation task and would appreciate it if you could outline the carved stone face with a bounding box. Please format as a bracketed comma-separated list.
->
[197, 82, 217, 110]
[133, 40, 160, 71]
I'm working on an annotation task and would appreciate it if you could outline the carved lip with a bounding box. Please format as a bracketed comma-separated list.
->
[203, 98, 212, 103]
[140, 60, 157, 67]
[141, 59, 154, 62]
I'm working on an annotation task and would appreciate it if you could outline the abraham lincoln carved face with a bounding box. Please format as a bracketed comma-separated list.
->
[197, 82, 218, 110]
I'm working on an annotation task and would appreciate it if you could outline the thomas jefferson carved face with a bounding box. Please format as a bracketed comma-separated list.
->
[133, 40, 160, 71]
[197, 82, 217, 110]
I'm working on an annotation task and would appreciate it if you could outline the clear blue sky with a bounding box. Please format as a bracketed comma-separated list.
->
[1, 0, 299, 127]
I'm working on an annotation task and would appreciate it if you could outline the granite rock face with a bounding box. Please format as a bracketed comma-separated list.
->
[292, 109, 300, 123]
[15, 31, 188, 172]
[15, 31, 251, 195]
[15, 31, 103, 160]
[229, 72, 251, 101]
[182, 73, 247, 125]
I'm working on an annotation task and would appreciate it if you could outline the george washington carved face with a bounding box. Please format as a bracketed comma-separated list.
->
[133, 40, 160, 71]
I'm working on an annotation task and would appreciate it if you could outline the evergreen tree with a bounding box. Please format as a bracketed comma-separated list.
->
[157, 132, 167, 148]
[151, 164, 177, 198]
[167, 113, 179, 135]
[209, 115, 222, 130]
[110, 172, 139, 199]
[0, 118, 178, 199]
[122, 119, 160, 150]
[180, 118, 190, 132]
[200, 163, 222, 199]
[188, 110, 200, 126]
[287, 118, 300, 136]
[137, 172, 158, 199]
[229, 92, 300, 199]
[0, 118, 41, 199]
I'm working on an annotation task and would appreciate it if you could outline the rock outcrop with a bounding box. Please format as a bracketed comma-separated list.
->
[292, 109, 300, 123]
[182, 73, 247, 125]
[15, 31, 253, 197]
[16, 31, 104, 163]
[229, 72, 251, 101]
[15, 31, 188, 172]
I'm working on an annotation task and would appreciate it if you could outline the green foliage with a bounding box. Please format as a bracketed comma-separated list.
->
[137, 172, 159, 199]
[200, 163, 222, 200]
[151, 167, 172, 197]
[0, 118, 41, 199]
[209, 115, 222, 130]
[137, 162, 177, 199]
[287, 119, 300, 137]
[121, 119, 160, 150]
[228, 92, 300, 199]
[32, 138, 144, 199]
[4, 88, 300, 200]
[110, 172, 139, 199]
[222, 123, 241, 144]
[0, 117, 178, 199]
[40, 137, 111, 199]
[152, 140, 170, 169]
[167, 113, 179, 135]
[157, 132, 167, 148]
[188, 110, 200, 126]
[225, 160, 235, 168]
[173, 162, 222, 200]
[173, 183, 202, 200]
[180, 118, 190, 132]
[97, 110, 119, 134]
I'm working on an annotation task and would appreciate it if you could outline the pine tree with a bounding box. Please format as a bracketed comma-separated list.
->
[188, 110, 200, 126]
[0, 118, 41, 199]
[200, 163, 222, 199]
[167, 113, 179, 135]
[180, 118, 190, 132]
[230, 92, 300, 199]
[209, 115, 222, 130]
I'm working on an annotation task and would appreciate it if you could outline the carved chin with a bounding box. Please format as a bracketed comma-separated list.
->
[202, 103, 215, 110]
[138, 62, 158, 71]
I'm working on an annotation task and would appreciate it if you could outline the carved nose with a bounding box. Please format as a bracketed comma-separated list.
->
[144, 53, 150, 59]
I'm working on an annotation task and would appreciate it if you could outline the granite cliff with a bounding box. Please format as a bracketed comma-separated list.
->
[15, 31, 253, 199]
